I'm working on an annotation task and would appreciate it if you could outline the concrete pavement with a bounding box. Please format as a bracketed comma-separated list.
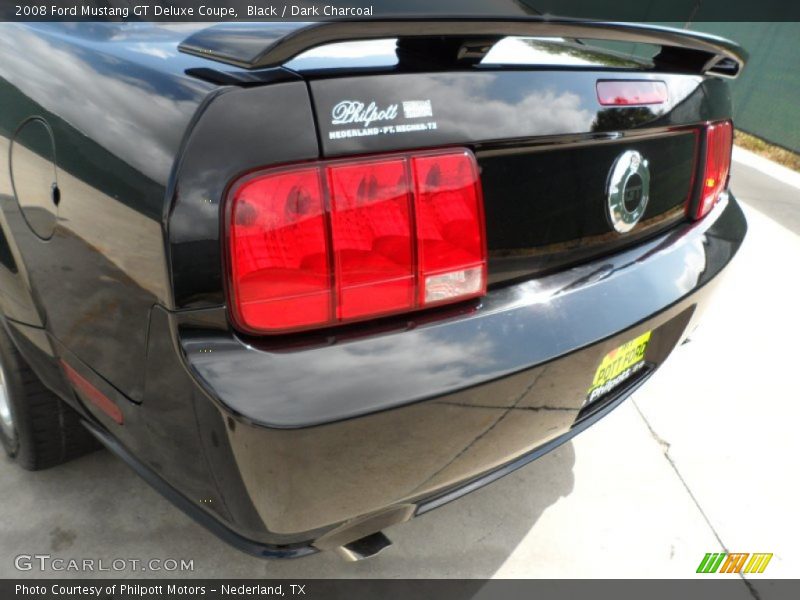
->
[730, 147, 800, 235]
[0, 150, 797, 588]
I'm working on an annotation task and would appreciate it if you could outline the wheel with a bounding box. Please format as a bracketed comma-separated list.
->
[0, 324, 100, 470]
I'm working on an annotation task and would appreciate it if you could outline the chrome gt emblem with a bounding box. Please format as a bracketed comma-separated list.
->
[607, 150, 650, 233]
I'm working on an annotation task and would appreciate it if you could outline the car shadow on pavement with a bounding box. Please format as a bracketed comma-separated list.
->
[0, 440, 575, 578]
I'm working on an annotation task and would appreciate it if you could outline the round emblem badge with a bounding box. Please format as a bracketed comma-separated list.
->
[607, 150, 650, 233]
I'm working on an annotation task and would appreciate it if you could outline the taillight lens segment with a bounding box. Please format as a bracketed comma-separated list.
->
[227, 149, 486, 334]
[413, 153, 486, 305]
[328, 158, 414, 320]
[695, 120, 733, 220]
[228, 168, 330, 331]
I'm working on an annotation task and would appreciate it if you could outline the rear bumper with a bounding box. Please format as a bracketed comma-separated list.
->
[94, 194, 746, 557]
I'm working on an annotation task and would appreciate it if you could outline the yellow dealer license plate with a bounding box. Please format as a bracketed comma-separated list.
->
[587, 331, 652, 404]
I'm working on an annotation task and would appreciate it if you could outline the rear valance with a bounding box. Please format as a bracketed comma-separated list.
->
[178, 18, 746, 77]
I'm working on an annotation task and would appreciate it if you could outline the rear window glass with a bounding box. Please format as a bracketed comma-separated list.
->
[482, 37, 656, 68]
[285, 36, 656, 71]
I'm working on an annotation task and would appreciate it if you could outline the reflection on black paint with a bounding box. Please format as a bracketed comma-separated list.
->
[592, 107, 659, 131]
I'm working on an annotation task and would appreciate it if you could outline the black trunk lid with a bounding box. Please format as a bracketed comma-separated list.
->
[307, 68, 725, 283]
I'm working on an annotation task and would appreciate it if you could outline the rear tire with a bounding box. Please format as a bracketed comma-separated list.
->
[0, 324, 100, 470]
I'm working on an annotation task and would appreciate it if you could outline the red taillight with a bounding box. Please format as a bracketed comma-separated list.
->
[227, 149, 486, 334]
[694, 120, 733, 220]
[596, 80, 668, 106]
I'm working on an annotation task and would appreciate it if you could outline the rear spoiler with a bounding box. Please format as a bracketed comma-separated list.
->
[178, 18, 747, 78]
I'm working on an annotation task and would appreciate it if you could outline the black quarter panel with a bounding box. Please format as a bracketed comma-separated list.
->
[0, 23, 211, 401]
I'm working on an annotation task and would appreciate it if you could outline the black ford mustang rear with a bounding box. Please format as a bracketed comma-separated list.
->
[0, 19, 747, 559]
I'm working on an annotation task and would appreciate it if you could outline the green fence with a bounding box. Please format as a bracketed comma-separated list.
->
[687, 22, 800, 153]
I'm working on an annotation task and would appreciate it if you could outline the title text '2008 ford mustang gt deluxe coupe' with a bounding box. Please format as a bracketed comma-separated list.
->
[0, 18, 746, 560]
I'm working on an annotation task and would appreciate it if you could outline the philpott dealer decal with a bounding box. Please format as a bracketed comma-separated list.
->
[329, 99, 438, 140]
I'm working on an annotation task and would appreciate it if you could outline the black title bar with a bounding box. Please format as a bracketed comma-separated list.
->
[1, 0, 799, 22]
[3, 579, 797, 600]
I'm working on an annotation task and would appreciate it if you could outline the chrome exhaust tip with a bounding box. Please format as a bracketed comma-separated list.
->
[314, 504, 413, 560]
[335, 531, 392, 561]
